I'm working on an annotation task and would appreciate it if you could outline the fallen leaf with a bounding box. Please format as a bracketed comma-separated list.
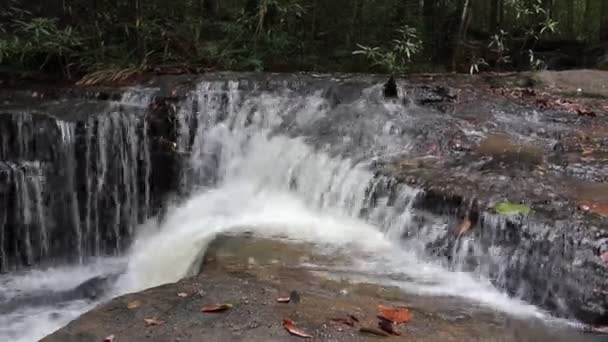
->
[177, 292, 188, 298]
[276, 297, 291, 303]
[331, 317, 355, 327]
[378, 317, 402, 336]
[591, 326, 608, 334]
[601, 252, 608, 264]
[103, 334, 115, 342]
[144, 318, 165, 326]
[495, 202, 530, 215]
[457, 217, 472, 236]
[359, 326, 390, 337]
[578, 201, 608, 217]
[201, 304, 232, 313]
[554, 99, 596, 117]
[348, 314, 360, 323]
[378, 305, 412, 324]
[283, 319, 313, 339]
[127, 299, 142, 309]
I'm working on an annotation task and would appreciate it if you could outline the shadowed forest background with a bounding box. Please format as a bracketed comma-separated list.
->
[1, 0, 607, 83]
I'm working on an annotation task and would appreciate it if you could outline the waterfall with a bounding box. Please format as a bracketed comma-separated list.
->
[117, 80, 547, 323]
[1, 77, 603, 342]
[0, 90, 154, 271]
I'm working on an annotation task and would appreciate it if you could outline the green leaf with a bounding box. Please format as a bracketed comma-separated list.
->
[495, 202, 530, 215]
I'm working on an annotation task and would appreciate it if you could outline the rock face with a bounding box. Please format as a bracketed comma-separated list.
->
[40, 235, 599, 342]
[0, 91, 160, 270]
[1, 71, 608, 326]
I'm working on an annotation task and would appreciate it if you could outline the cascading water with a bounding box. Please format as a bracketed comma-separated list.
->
[0, 91, 154, 270]
[115, 81, 554, 323]
[0, 78, 600, 342]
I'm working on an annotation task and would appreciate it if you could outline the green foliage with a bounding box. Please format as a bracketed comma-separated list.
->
[353, 25, 423, 74]
[0, 16, 82, 75]
[467, 0, 561, 73]
[0, 0, 604, 80]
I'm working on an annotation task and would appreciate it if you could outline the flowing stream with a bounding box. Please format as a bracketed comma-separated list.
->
[0, 79, 601, 341]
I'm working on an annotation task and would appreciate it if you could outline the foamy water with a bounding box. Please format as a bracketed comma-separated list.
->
[115, 181, 551, 321]
[0, 258, 124, 342]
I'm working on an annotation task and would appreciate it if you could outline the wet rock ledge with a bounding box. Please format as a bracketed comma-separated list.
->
[41, 235, 599, 342]
[2, 70, 608, 328]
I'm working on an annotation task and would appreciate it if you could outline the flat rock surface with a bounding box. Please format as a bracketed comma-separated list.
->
[42, 235, 603, 342]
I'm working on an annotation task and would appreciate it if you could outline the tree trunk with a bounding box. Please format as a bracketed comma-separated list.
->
[422, 0, 437, 60]
[135, 0, 144, 60]
[583, 0, 592, 39]
[489, 0, 498, 33]
[602, 0, 608, 41]
[566, 0, 574, 36]
[203, 0, 219, 18]
[452, 0, 472, 71]
[346, 0, 360, 47]
[498, 0, 504, 26]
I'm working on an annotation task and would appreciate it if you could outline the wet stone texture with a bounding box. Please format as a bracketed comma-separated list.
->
[40, 235, 604, 342]
[2, 70, 608, 328]
[370, 71, 608, 325]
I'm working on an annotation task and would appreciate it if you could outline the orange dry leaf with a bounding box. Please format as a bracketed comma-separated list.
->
[201, 304, 232, 313]
[283, 319, 313, 339]
[378, 305, 412, 324]
[143, 318, 165, 326]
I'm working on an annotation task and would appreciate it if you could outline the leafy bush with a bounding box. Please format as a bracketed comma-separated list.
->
[1, 16, 82, 76]
[353, 25, 423, 74]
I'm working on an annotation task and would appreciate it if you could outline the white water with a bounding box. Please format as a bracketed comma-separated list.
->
[0, 258, 125, 342]
[0, 81, 575, 341]
[114, 132, 549, 321]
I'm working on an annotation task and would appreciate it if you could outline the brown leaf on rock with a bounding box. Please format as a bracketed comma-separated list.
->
[457, 217, 472, 236]
[378, 305, 412, 324]
[378, 317, 402, 336]
[283, 319, 313, 339]
[201, 304, 232, 313]
[591, 326, 608, 334]
[600, 252, 608, 265]
[103, 334, 115, 342]
[359, 326, 390, 337]
[276, 296, 291, 303]
[554, 99, 596, 117]
[579, 201, 608, 217]
[144, 317, 165, 326]
[127, 299, 142, 310]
